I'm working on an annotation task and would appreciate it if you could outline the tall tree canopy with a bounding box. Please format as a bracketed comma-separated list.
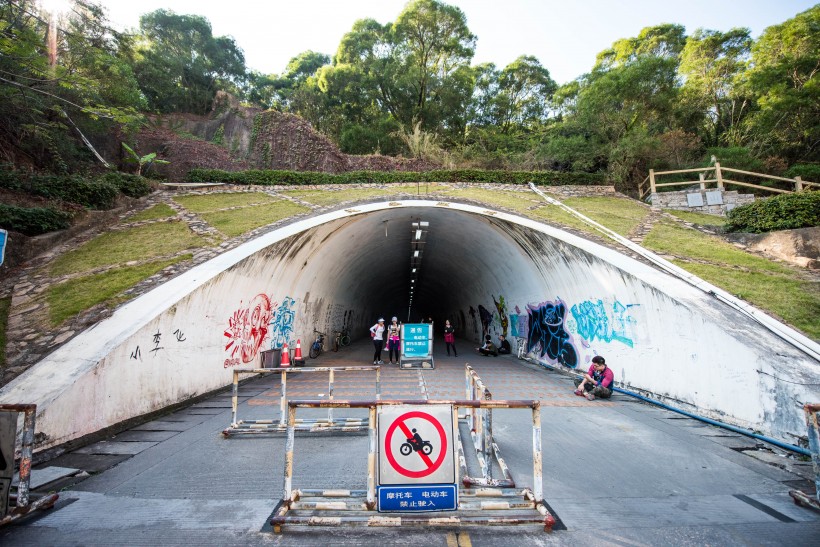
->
[741, 4, 820, 163]
[0, 0, 142, 171]
[130, 9, 246, 114]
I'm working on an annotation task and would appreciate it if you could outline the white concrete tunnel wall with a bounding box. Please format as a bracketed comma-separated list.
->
[0, 200, 818, 451]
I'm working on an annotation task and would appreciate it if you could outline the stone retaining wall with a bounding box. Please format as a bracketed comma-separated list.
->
[650, 189, 755, 216]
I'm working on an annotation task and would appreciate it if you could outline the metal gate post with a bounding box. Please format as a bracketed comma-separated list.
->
[230, 370, 239, 428]
[790, 403, 820, 510]
[282, 404, 297, 503]
[366, 406, 377, 509]
[328, 369, 335, 424]
[0, 404, 59, 527]
[532, 401, 543, 502]
[279, 371, 288, 427]
[17, 408, 35, 508]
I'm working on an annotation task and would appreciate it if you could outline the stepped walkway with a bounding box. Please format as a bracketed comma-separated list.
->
[1, 340, 817, 545]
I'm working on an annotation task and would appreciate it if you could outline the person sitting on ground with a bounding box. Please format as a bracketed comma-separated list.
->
[497, 334, 511, 354]
[476, 335, 498, 357]
[574, 355, 614, 400]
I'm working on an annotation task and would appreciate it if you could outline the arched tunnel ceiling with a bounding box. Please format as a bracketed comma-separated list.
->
[284, 206, 545, 324]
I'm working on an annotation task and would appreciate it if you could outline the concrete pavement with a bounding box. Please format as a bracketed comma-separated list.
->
[2, 339, 818, 545]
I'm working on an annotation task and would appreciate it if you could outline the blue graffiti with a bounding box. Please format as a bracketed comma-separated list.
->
[269, 296, 296, 348]
[527, 299, 578, 368]
[570, 299, 638, 348]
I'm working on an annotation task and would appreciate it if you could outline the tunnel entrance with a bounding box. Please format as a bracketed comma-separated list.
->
[283, 204, 553, 344]
[4, 199, 818, 451]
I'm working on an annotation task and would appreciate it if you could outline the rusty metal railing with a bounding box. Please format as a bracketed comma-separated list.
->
[0, 404, 59, 526]
[460, 365, 514, 488]
[271, 399, 554, 533]
[789, 403, 820, 511]
[223, 366, 381, 437]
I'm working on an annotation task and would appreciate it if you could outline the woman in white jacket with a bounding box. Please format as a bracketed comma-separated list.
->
[369, 318, 386, 364]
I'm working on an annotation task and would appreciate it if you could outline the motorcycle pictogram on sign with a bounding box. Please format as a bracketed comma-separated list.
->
[381, 408, 452, 482]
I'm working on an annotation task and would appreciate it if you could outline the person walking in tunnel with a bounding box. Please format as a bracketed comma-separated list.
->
[574, 355, 614, 400]
[497, 334, 512, 354]
[370, 318, 386, 365]
[476, 335, 498, 357]
[386, 316, 401, 365]
[443, 320, 457, 357]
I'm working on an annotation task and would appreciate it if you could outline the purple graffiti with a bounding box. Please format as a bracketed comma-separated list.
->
[527, 299, 578, 368]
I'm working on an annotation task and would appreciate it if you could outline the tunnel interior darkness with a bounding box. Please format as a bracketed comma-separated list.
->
[283, 206, 546, 337]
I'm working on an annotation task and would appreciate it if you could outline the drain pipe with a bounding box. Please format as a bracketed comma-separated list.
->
[527, 183, 820, 362]
[525, 355, 810, 457]
[611, 385, 810, 457]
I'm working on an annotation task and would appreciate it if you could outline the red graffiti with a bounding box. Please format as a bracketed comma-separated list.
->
[223, 358, 241, 369]
[224, 294, 272, 363]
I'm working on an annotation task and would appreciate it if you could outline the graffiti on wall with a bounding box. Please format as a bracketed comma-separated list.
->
[477, 305, 494, 338]
[269, 296, 296, 349]
[570, 299, 638, 348]
[468, 306, 478, 333]
[527, 299, 578, 368]
[492, 295, 509, 336]
[224, 293, 272, 366]
[509, 305, 529, 339]
[130, 327, 187, 362]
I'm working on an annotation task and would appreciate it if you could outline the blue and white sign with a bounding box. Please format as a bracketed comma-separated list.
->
[401, 323, 432, 359]
[377, 484, 457, 512]
[0, 229, 6, 266]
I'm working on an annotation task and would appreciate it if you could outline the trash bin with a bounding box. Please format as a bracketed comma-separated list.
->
[260, 348, 280, 368]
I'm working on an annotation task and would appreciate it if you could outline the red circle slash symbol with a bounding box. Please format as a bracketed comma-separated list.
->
[384, 411, 447, 478]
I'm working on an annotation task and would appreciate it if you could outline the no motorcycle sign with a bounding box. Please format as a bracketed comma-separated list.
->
[378, 405, 456, 486]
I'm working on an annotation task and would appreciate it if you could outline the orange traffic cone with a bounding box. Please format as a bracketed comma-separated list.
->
[280, 342, 291, 368]
[294, 339, 303, 360]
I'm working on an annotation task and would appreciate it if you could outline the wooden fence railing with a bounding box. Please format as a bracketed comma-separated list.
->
[638, 163, 819, 201]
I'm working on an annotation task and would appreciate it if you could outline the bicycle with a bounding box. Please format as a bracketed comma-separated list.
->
[309, 330, 326, 359]
[332, 329, 351, 351]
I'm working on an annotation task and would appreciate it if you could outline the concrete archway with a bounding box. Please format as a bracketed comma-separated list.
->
[1, 200, 817, 450]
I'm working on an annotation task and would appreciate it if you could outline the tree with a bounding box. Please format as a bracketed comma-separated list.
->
[332, 0, 476, 144]
[678, 28, 752, 147]
[130, 9, 246, 114]
[0, 0, 143, 171]
[492, 55, 557, 133]
[557, 25, 685, 191]
[741, 5, 820, 163]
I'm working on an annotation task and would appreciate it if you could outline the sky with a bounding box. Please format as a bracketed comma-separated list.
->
[93, 0, 818, 85]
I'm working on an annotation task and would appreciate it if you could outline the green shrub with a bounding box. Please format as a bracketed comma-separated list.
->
[726, 191, 820, 233]
[98, 172, 155, 198]
[0, 204, 73, 236]
[0, 172, 118, 209]
[186, 168, 605, 186]
[784, 164, 820, 184]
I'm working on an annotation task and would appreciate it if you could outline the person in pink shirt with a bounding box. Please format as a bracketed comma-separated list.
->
[573, 355, 614, 401]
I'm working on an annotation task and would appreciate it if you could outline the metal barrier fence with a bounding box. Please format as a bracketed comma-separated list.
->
[271, 398, 555, 533]
[461, 365, 514, 488]
[0, 404, 59, 526]
[789, 403, 820, 511]
[222, 366, 381, 437]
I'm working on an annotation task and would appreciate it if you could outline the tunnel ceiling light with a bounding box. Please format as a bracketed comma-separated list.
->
[413, 250, 419, 257]
[420, 221, 429, 227]
[412, 268, 416, 273]
[415, 229, 422, 240]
